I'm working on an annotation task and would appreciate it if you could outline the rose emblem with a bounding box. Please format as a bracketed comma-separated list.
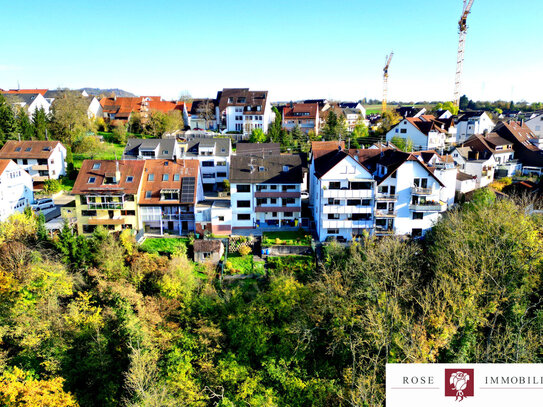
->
[450, 371, 470, 401]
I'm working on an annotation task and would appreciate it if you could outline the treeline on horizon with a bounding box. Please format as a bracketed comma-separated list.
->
[0, 188, 541, 406]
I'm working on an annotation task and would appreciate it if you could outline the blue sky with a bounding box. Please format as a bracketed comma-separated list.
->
[1, 0, 541, 103]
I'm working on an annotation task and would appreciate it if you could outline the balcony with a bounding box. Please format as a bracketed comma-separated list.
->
[255, 192, 300, 198]
[322, 189, 373, 199]
[411, 187, 434, 195]
[88, 217, 125, 225]
[31, 164, 48, 171]
[322, 220, 373, 229]
[87, 202, 125, 210]
[255, 206, 301, 213]
[322, 205, 372, 214]
[374, 210, 396, 218]
[375, 193, 397, 201]
[375, 228, 394, 236]
[409, 202, 445, 212]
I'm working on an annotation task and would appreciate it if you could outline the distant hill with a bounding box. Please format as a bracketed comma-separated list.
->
[79, 88, 137, 98]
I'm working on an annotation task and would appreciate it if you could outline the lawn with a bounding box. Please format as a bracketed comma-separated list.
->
[140, 238, 190, 256]
[262, 230, 312, 246]
[266, 255, 315, 282]
[226, 253, 265, 275]
[60, 177, 75, 191]
[73, 141, 126, 169]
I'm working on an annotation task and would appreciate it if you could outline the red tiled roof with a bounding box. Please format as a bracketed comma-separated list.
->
[0, 159, 12, 176]
[283, 103, 318, 120]
[5, 89, 48, 96]
[405, 117, 447, 135]
[138, 159, 200, 205]
[0, 140, 62, 159]
[72, 160, 146, 195]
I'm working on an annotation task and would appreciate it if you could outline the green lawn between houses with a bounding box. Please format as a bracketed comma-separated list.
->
[73, 141, 126, 169]
[140, 238, 191, 256]
[262, 230, 312, 247]
[225, 253, 265, 275]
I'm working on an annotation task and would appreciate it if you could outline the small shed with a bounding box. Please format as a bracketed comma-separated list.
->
[193, 239, 224, 264]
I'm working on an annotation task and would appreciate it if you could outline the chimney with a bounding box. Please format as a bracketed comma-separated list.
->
[115, 160, 121, 183]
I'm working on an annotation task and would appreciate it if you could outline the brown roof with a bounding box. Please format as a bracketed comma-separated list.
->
[283, 103, 318, 120]
[193, 239, 222, 253]
[72, 160, 146, 195]
[138, 159, 200, 205]
[0, 140, 62, 159]
[0, 159, 12, 176]
[4, 89, 48, 96]
[405, 117, 447, 135]
[457, 171, 477, 181]
[311, 141, 345, 159]
[217, 88, 268, 114]
[494, 121, 538, 152]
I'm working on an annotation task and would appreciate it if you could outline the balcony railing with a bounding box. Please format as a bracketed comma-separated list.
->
[88, 217, 125, 225]
[374, 210, 396, 218]
[322, 220, 373, 229]
[375, 228, 394, 235]
[322, 189, 373, 199]
[375, 193, 397, 201]
[87, 202, 124, 210]
[409, 202, 444, 211]
[322, 205, 372, 214]
[411, 187, 434, 195]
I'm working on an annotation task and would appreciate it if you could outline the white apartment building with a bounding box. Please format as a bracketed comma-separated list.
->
[217, 88, 274, 135]
[0, 140, 67, 182]
[386, 116, 449, 151]
[180, 137, 231, 192]
[1, 92, 51, 116]
[525, 113, 543, 142]
[230, 154, 303, 230]
[123, 139, 180, 160]
[455, 111, 495, 144]
[451, 147, 496, 188]
[0, 160, 34, 222]
[310, 142, 453, 241]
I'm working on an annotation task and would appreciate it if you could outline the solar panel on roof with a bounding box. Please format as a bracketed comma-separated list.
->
[180, 177, 195, 202]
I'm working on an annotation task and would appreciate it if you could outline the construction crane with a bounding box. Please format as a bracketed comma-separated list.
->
[453, 0, 475, 107]
[382, 52, 394, 113]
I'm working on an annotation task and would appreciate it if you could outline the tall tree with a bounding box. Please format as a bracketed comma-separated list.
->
[16, 107, 34, 140]
[267, 106, 283, 143]
[0, 94, 17, 143]
[249, 128, 267, 143]
[32, 107, 49, 140]
[49, 90, 92, 145]
[196, 100, 214, 130]
[459, 95, 469, 110]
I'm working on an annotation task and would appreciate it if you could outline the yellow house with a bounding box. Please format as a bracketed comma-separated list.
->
[71, 160, 146, 235]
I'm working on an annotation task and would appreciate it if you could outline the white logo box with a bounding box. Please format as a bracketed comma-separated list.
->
[386, 363, 543, 406]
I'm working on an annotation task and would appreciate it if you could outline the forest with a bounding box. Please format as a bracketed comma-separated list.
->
[0, 192, 541, 406]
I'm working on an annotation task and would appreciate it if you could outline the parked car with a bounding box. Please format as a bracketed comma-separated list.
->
[31, 198, 55, 212]
[301, 192, 309, 200]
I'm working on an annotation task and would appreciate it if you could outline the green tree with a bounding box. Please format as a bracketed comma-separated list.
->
[377, 110, 401, 135]
[16, 107, 34, 140]
[249, 128, 267, 143]
[459, 95, 469, 110]
[111, 123, 128, 144]
[352, 121, 369, 140]
[0, 94, 17, 143]
[390, 135, 413, 152]
[321, 110, 339, 141]
[32, 107, 49, 140]
[268, 106, 283, 143]
[290, 124, 304, 145]
[49, 90, 92, 145]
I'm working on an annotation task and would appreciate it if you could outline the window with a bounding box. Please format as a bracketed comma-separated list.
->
[121, 210, 136, 216]
[148, 174, 155, 181]
[126, 176, 134, 182]
[376, 202, 388, 210]
[270, 185, 277, 190]
[413, 178, 428, 188]
[202, 161, 214, 167]
[82, 225, 96, 233]
[270, 212, 277, 218]
[327, 229, 339, 235]
[228, 97, 234, 103]
[282, 198, 295, 205]
[218, 216, 224, 221]
[217, 161, 227, 167]
[237, 184, 250, 192]
[162, 174, 169, 181]
[412, 212, 424, 220]
[174, 174, 180, 181]
[162, 150, 169, 155]
[256, 198, 267, 206]
[92, 163, 101, 170]
[362, 199, 371, 206]
[270, 198, 277, 204]
[283, 165, 289, 172]
[15, 147, 21, 152]
[329, 182, 341, 189]
[347, 199, 361, 206]
[237, 200, 250, 208]
[217, 172, 227, 177]
[328, 214, 339, 219]
[145, 191, 152, 198]
[350, 181, 372, 190]
[400, 128, 407, 134]
[87, 177, 96, 183]
[25, 147, 32, 152]
[284, 212, 293, 217]
[237, 214, 250, 221]
[411, 228, 423, 237]
[81, 210, 97, 217]
[125, 195, 134, 201]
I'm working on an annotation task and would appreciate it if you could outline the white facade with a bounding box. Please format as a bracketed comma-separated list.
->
[456, 175, 477, 194]
[13, 143, 67, 181]
[224, 99, 273, 135]
[386, 119, 446, 151]
[526, 114, 543, 140]
[0, 160, 34, 222]
[231, 182, 302, 230]
[182, 139, 231, 190]
[463, 157, 496, 188]
[87, 97, 103, 119]
[456, 112, 495, 144]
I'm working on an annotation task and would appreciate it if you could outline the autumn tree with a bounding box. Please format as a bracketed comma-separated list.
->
[49, 90, 93, 145]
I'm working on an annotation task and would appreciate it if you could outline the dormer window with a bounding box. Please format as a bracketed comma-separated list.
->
[42, 147, 51, 152]
[103, 176, 116, 185]
[126, 176, 134, 182]
[259, 166, 265, 172]
[247, 106, 252, 111]
[283, 165, 289, 172]
[87, 177, 96, 183]
[162, 174, 169, 181]
[238, 97, 246, 103]
[25, 147, 32, 152]
[257, 106, 261, 111]
[92, 163, 101, 170]
[15, 147, 21, 152]
[162, 150, 168, 155]
[228, 97, 234, 103]
[148, 174, 154, 181]
[174, 174, 180, 181]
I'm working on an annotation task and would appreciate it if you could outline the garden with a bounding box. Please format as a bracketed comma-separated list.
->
[262, 230, 312, 246]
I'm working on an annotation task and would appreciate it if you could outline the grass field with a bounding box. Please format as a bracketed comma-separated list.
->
[226, 253, 265, 275]
[262, 230, 312, 247]
[73, 142, 126, 169]
[140, 238, 190, 256]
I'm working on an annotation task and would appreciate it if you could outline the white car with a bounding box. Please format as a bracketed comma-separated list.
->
[31, 198, 55, 212]
[301, 192, 309, 200]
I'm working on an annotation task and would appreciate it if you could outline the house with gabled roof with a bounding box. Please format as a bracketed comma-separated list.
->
[385, 116, 449, 151]
[455, 111, 494, 143]
[282, 103, 319, 135]
[123, 138, 180, 160]
[1, 92, 50, 116]
[216, 88, 274, 135]
[188, 99, 217, 130]
[0, 140, 67, 183]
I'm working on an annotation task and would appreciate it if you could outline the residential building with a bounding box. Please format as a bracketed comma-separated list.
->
[1, 92, 50, 116]
[525, 113, 543, 140]
[71, 160, 146, 235]
[235, 143, 281, 157]
[179, 137, 231, 191]
[396, 106, 426, 118]
[123, 138, 181, 160]
[282, 103, 319, 135]
[451, 146, 496, 188]
[339, 101, 366, 118]
[0, 140, 67, 182]
[216, 88, 273, 134]
[230, 154, 304, 230]
[138, 159, 203, 235]
[0, 160, 34, 222]
[100, 96, 186, 125]
[434, 109, 453, 120]
[493, 120, 543, 175]
[456, 171, 477, 194]
[195, 200, 232, 236]
[189, 99, 218, 130]
[342, 108, 365, 132]
[455, 111, 494, 143]
[385, 116, 449, 151]
[193, 239, 224, 264]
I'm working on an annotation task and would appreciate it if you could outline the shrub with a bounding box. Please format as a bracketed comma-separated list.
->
[111, 124, 127, 144]
[239, 245, 252, 257]
[275, 238, 282, 245]
[95, 117, 108, 132]
[43, 178, 61, 194]
[225, 261, 233, 270]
